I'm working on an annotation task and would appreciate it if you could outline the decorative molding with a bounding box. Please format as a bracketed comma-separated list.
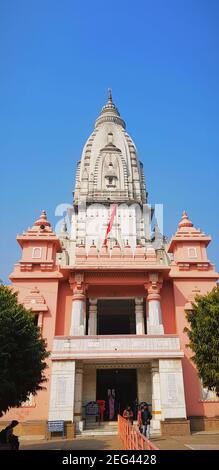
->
[144, 273, 163, 300]
[32, 247, 42, 259]
[83, 363, 150, 370]
[188, 247, 198, 258]
[69, 272, 87, 297]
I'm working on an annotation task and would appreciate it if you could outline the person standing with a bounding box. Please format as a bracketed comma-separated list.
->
[133, 397, 138, 420]
[139, 403, 152, 439]
[123, 405, 134, 424]
[137, 405, 144, 433]
[108, 393, 115, 420]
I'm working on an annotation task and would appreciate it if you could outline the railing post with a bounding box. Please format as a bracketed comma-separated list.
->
[118, 414, 159, 451]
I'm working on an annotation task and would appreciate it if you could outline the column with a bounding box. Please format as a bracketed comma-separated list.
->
[135, 298, 145, 335]
[70, 292, 86, 336]
[137, 367, 151, 403]
[146, 274, 164, 335]
[88, 298, 97, 335]
[159, 359, 187, 419]
[69, 273, 86, 336]
[74, 364, 84, 432]
[83, 367, 96, 403]
[151, 360, 162, 433]
[48, 360, 76, 422]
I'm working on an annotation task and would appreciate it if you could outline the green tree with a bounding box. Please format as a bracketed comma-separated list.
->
[185, 286, 219, 395]
[0, 285, 49, 415]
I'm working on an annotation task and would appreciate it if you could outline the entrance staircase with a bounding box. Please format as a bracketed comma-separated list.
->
[80, 420, 160, 437]
[81, 421, 118, 436]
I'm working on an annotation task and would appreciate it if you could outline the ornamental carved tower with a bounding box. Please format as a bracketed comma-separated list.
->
[69, 90, 149, 253]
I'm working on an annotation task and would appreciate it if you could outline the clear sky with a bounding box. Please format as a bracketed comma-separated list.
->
[0, 0, 218, 282]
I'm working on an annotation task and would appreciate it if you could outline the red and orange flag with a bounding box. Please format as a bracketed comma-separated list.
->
[103, 204, 117, 246]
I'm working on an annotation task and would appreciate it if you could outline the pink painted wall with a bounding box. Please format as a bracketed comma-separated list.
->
[55, 281, 72, 336]
[19, 241, 57, 263]
[88, 284, 146, 298]
[0, 279, 59, 423]
[173, 242, 208, 263]
[173, 279, 219, 417]
[161, 281, 176, 334]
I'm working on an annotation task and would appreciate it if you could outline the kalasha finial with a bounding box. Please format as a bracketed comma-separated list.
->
[178, 211, 193, 228]
[34, 210, 51, 227]
[108, 88, 112, 102]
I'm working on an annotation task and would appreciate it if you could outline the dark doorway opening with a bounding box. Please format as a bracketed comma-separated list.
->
[97, 299, 136, 335]
[96, 368, 137, 420]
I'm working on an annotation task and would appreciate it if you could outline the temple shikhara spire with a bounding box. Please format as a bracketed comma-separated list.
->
[2, 92, 219, 438]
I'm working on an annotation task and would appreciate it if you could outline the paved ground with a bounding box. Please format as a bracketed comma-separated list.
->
[151, 432, 219, 450]
[20, 432, 219, 451]
[20, 435, 123, 451]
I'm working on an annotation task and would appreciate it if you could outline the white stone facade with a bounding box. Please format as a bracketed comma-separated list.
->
[51, 335, 183, 361]
[159, 359, 187, 419]
[48, 361, 76, 422]
[48, 359, 186, 434]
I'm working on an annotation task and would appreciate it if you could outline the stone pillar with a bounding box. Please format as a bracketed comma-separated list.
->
[135, 298, 145, 335]
[70, 293, 86, 336]
[83, 367, 96, 403]
[74, 364, 84, 432]
[159, 359, 187, 419]
[69, 273, 86, 336]
[151, 360, 162, 433]
[146, 274, 164, 335]
[137, 367, 151, 403]
[48, 360, 76, 422]
[88, 298, 97, 335]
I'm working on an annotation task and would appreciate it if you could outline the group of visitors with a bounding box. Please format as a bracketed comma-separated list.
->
[123, 402, 152, 439]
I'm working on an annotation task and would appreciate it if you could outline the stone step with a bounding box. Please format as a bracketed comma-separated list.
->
[19, 435, 45, 441]
[86, 423, 118, 429]
[79, 421, 161, 438]
[79, 421, 119, 436]
[86, 423, 118, 426]
[81, 430, 118, 436]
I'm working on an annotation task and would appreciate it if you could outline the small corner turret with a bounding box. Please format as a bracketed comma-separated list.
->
[10, 210, 62, 277]
[168, 211, 218, 276]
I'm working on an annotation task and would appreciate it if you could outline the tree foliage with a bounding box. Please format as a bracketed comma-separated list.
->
[185, 286, 219, 395]
[0, 285, 49, 415]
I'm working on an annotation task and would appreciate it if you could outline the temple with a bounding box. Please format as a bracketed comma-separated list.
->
[1, 91, 219, 437]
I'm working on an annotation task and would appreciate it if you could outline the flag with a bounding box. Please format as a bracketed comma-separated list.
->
[104, 204, 117, 246]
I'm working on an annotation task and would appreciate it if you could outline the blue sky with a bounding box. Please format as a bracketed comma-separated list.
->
[0, 0, 218, 282]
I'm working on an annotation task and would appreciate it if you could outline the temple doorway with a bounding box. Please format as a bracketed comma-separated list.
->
[97, 299, 136, 335]
[96, 368, 137, 420]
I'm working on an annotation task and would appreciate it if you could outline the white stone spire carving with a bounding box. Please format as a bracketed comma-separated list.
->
[74, 90, 147, 206]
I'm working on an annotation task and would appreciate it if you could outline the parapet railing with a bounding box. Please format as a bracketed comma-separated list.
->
[118, 414, 159, 451]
